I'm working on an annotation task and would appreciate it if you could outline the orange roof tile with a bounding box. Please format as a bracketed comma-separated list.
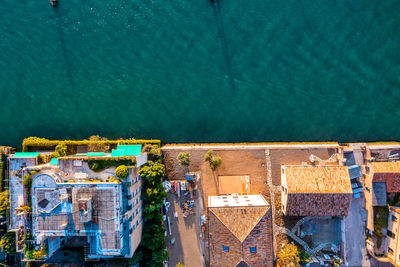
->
[370, 162, 400, 173]
[209, 206, 269, 242]
[284, 165, 352, 193]
[373, 173, 400, 192]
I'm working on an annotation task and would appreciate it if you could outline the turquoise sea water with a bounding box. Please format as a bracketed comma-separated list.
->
[1, 0, 399, 146]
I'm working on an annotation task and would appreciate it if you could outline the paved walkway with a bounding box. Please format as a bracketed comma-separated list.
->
[162, 143, 339, 151]
[166, 193, 204, 267]
[345, 197, 372, 267]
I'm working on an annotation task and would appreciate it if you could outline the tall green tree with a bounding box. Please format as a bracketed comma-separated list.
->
[0, 232, 16, 255]
[0, 190, 9, 217]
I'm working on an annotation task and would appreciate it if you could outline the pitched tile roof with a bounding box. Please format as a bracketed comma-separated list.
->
[373, 173, 400, 193]
[285, 193, 352, 216]
[370, 162, 400, 173]
[369, 162, 400, 193]
[209, 206, 269, 242]
[284, 165, 352, 193]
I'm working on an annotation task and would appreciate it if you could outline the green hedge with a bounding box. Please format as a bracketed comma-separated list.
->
[0, 154, 5, 191]
[22, 137, 161, 152]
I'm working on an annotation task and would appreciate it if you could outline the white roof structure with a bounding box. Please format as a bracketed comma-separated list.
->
[208, 194, 268, 208]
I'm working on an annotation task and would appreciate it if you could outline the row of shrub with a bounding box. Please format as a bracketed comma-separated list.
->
[22, 137, 161, 152]
[0, 154, 5, 191]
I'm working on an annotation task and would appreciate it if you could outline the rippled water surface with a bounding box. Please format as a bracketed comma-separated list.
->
[0, 0, 399, 146]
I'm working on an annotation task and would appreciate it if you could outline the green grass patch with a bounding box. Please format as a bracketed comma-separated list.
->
[374, 205, 389, 248]
[88, 159, 136, 172]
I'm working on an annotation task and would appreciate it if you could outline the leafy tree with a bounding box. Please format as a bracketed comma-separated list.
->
[55, 142, 67, 157]
[204, 150, 222, 171]
[210, 156, 222, 171]
[0, 231, 16, 255]
[143, 144, 162, 162]
[115, 165, 128, 179]
[204, 150, 213, 162]
[177, 152, 190, 169]
[139, 162, 165, 185]
[299, 250, 310, 265]
[88, 135, 108, 152]
[142, 224, 166, 251]
[127, 250, 143, 265]
[177, 152, 190, 166]
[0, 190, 9, 217]
[277, 244, 300, 267]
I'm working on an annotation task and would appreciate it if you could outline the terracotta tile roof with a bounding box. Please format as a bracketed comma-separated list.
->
[209, 206, 270, 242]
[373, 173, 400, 193]
[284, 165, 352, 193]
[370, 162, 400, 173]
[285, 193, 352, 216]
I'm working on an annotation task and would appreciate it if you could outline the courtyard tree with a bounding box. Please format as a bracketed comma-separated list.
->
[210, 156, 222, 171]
[277, 243, 300, 267]
[204, 150, 222, 172]
[204, 150, 213, 162]
[115, 165, 129, 179]
[177, 152, 190, 172]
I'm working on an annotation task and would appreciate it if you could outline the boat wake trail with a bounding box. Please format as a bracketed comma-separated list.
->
[212, 1, 236, 92]
[54, 8, 76, 91]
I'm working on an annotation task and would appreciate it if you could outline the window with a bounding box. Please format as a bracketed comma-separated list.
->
[250, 247, 257, 253]
[393, 215, 398, 222]
[223, 246, 229, 252]
[388, 247, 394, 255]
[387, 230, 396, 239]
[366, 166, 370, 174]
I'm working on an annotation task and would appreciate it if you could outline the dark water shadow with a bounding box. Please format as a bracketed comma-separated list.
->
[211, 0, 236, 92]
[53, 7, 76, 91]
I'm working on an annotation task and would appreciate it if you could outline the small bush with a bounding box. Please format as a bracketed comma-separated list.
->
[116, 165, 128, 179]
[89, 162, 101, 172]
[109, 177, 121, 183]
